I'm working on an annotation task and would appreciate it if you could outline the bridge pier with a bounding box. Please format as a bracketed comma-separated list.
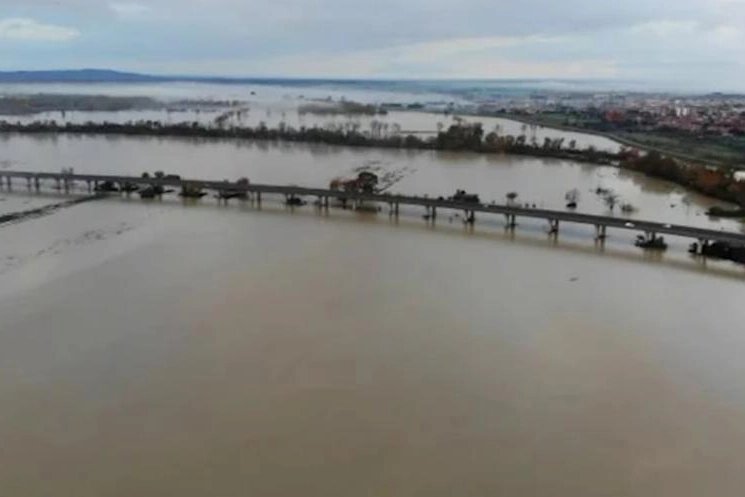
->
[3, 169, 745, 255]
[505, 213, 516, 228]
[695, 239, 710, 256]
[465, 210, 475, 225]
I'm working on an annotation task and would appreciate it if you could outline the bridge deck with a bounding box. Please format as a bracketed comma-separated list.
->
[2, 170, 744, 245]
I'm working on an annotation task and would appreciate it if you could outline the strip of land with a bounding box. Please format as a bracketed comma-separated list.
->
[0, 194, 105, 226]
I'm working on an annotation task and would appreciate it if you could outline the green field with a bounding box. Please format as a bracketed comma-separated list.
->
[614, 131, 745, 167]
[497, 112, 745, 169]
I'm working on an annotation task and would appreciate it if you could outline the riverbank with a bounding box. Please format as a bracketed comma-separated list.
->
[489, 112, 739, 169]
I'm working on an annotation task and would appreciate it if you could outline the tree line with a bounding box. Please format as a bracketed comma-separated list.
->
[0, 119, 617, 163]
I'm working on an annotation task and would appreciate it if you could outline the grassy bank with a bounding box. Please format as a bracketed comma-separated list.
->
[491, 112, 744, 169]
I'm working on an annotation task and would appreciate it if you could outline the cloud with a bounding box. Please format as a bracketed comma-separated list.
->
[630, 20, 699, 37]
[0, 18, 80, 41]
[625, 19, 745, 51]
[147, 35, 615, 79]
[382, 35, 568, 64]
[109, 2, 151, 18]
[1, 0, 745, 89]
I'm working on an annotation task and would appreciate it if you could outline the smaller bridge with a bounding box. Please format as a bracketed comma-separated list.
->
[1, 170, 744, 251]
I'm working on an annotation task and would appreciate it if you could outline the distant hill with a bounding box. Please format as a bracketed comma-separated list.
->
[0, 69, 168, 83]
[0, 69, 325, 86]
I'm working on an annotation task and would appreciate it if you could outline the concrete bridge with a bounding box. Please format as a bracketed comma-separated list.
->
[2, 170, 745, 249]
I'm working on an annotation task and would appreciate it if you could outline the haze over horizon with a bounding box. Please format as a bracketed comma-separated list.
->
[1, 0, 745, 92]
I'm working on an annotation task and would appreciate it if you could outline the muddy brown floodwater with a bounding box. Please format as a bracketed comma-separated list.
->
[1, 134, 745, 497]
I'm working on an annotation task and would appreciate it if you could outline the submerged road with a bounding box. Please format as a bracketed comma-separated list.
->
[2, 170, 745, 247]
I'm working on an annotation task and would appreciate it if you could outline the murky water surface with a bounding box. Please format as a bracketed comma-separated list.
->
[0, 85, 744, 496]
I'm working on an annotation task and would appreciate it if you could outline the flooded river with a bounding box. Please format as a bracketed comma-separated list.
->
[1, 131, 745, 496]
[0, 80, 621, 152]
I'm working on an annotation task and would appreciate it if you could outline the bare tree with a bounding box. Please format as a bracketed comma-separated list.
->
[604, 193, 620, 211]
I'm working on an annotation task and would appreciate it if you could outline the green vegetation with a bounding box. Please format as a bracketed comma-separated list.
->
[619, 149, 745, 207]
[495, 111, 745, 168]
[614, 131, 745, 166]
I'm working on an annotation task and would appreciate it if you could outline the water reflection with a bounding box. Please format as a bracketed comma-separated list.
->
[68, 194, 745, 281]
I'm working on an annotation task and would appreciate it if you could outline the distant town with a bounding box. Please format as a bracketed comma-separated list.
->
[445, 92, 745, 167]
[470, 91, 745, 135]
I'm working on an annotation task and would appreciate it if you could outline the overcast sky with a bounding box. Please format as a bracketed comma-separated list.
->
[1, 0, 745, 90]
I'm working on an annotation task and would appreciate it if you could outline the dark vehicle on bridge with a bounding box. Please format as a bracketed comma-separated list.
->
[179, 183, 207, 198]
[450, 189, 480, 204]
[217, 177, 250, 200]
[120, 182, 140, 193]
[286, 195, 307, 206]
[95, 180, 119, 193]
[139, 185, 164, 198]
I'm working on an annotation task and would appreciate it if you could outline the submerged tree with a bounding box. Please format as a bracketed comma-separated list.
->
[565, 188, 580, 204]
[603, 192, 620, 211]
